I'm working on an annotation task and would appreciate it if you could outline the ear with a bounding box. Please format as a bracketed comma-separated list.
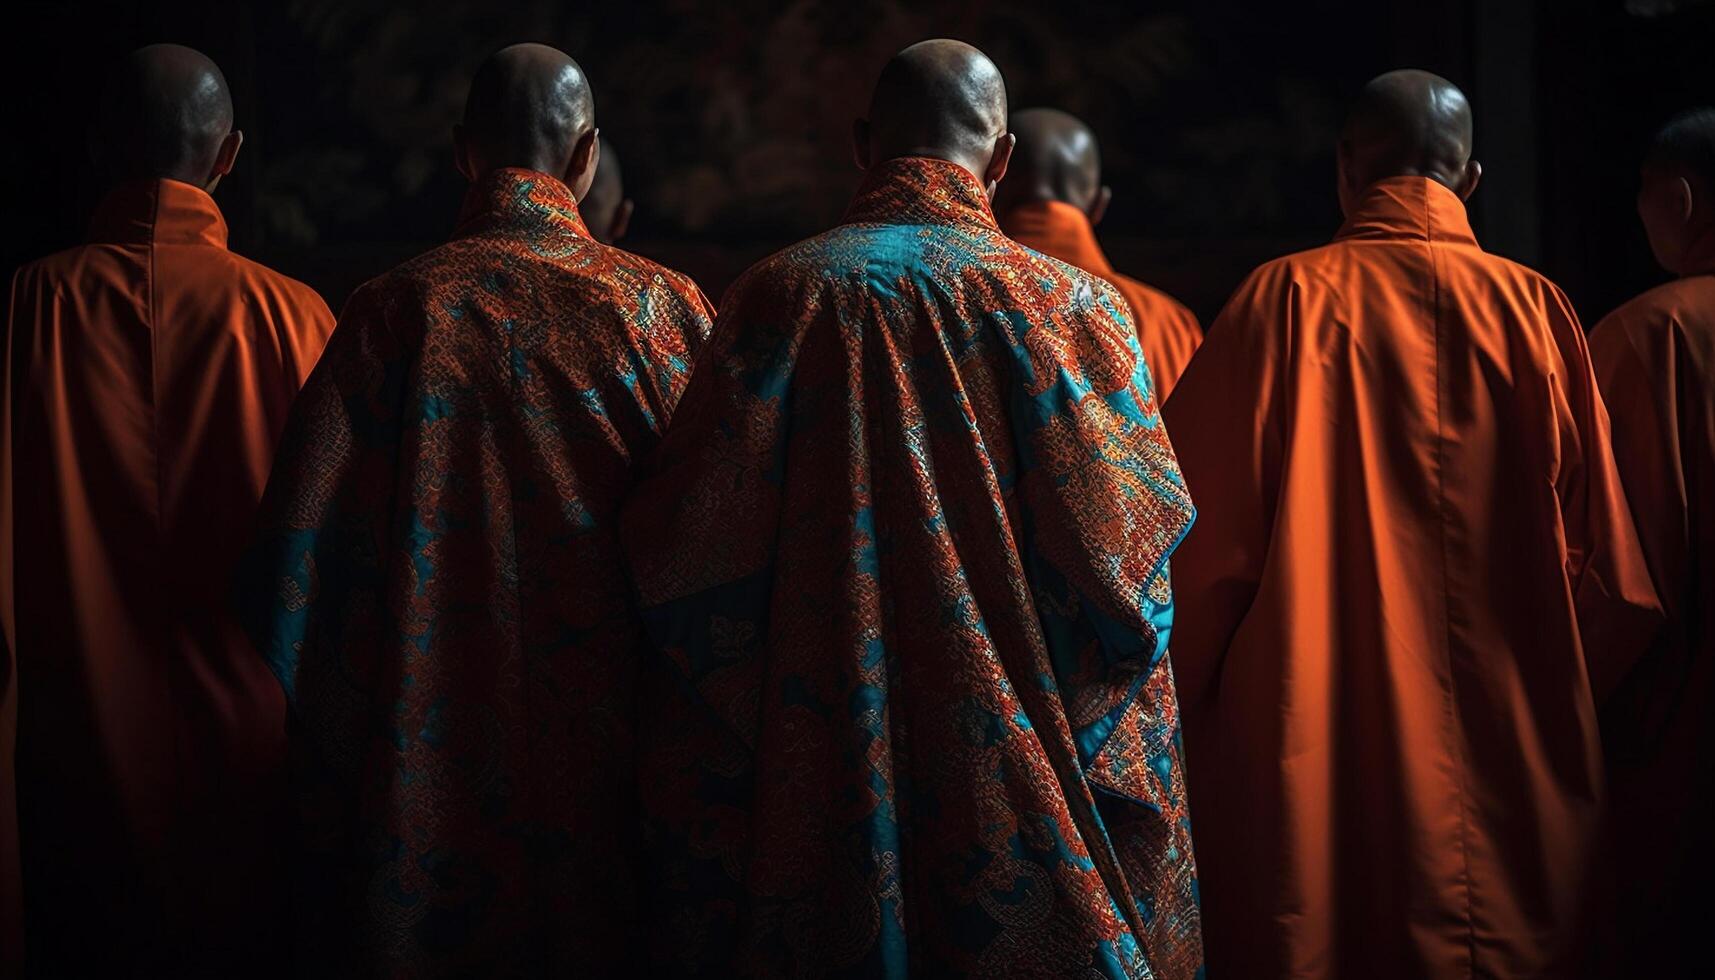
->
[1672, 175, 1695, 223]
[1088, 185, 1112, 226]
[567, 127, 600, 201]
[983, 132, 1016, 200]
[452, 123, 477, 182]
[211, 130, 244, 183]
[609, 198, 634, 243]
[852, 118, 872, 171]
[1455, 159, 1483, 201]
[199, 130, 243, 193]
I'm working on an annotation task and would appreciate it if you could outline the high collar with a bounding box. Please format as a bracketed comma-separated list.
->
[842, 156, 999, 230]
[997, 199, 1114, 276]
[454, 168, 591, 241]
[88, 179, 228, 249]
[1335, 176, 1480, 248]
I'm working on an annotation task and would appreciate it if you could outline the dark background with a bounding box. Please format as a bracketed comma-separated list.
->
[4, 0, 1712, 324]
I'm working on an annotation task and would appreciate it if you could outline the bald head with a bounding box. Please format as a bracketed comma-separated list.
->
[581, 136, 632, 244]
[1638, 108, 1715, 274]
[1646, 108, 1715, 189]
[96, 44, 238, 188]
[856, 39, 1013, 188]
[457, 43, 596, 191]
[994, 108, 1105, 217]
[1339, 69, 1480, 212]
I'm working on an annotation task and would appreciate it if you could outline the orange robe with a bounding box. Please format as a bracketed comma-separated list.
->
[1588, 242, 1715, 976]
[1000, 199, 1201, 396]
[1162, 176, 1662, 978]
[1, 178, 334, 974]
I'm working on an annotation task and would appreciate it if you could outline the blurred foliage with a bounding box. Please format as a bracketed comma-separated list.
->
[253, 0, 1346, 247]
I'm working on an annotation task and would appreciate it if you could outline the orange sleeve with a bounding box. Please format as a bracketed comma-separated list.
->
[1548, 288, 1664, 700]
[283, 284, 337, 389]
[1589, 309, 1688, 624]
[1159, 270, 1286, 709]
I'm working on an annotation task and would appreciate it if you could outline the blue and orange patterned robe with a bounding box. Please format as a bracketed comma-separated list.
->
[239, 168, 712, 976]
[620, 156, 1203, 979]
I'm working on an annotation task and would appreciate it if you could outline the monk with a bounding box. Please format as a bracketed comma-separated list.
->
[236, 44, 712, 975]
[996, 107, 1201, 396]
[620, 39, 1202, 979]
[1, 45, 334, 975]
[1162, 69, 1662, 978]
[1590, 107, 1715, 976]
[581, 135, 634, 244]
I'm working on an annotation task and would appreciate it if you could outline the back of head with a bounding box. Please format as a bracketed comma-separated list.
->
[857, 39, 1011, 187]
[95, 44, 235, 187]
[994, 107, 1103, 216]
[1638, 107, 1715, 274]
[1645, 107, 1715, 192]
[1339, 69, 1479, 212]
[458, 43, 595, 192]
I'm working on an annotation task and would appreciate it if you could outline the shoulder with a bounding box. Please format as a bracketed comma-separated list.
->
[10, 243, 118, 298]
[13, 244, 84, 281]
[723, 226, 876, 305]
[223, 252, 335, 322]
[1589, 277, 1715, 376]
[1217, 248, 1338, 311]
[1595, 277, 1710, 339]
[1026, 250, 1135, 322]
[1468, 250, 1566, 297]
[1113, 272, 1198, 324]
[1424, 248, 1580, 329]
[1251, 245, 1339, 288]
[585, 243, 712, 315]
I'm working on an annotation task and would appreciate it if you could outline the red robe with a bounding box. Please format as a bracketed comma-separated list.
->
[2, 178, 334, 973]
[1163, 176, 1662, 978]
[1588, 235, 1715, 975]
[238, 168, 713, 975]
[620, 157, 1202, 979]
[999, 199, 1202, 397]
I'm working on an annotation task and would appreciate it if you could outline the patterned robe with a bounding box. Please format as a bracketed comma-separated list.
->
[620, 156, 1203, 979]
[239, 168, 712, 976]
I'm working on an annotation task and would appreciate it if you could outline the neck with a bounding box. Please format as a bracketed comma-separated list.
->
[1001, 185, 1073, 209]
[110, 169, 210, 191]
[1358, 163, 1463, 197]
[476, 155, 568, 182]
[876, 147, 987, 187]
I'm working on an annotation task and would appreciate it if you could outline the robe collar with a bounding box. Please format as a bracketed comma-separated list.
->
[88, 178, 228, 249]
[997, 199, 1116, 276]
[454, 167, 592, 241]
[1335, 176, 1480, 248]
[842, 156, 999, 231]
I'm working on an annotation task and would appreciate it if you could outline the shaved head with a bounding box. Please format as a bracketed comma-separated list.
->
[856, 39, 1012, 187]
[96, 44, 236, 187]
[581, 135, 632, 244]
[1339, 69, 1480, 212]
[1638, 108, 1715, 275]
[1646, 108, 1715, 188]
[995, 108, 1103, 215]
[458, 43, 595, 186]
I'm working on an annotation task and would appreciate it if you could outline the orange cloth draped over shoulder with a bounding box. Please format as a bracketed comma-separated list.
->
[1000, 199, 1201, 397]
[1162, 176, 1662, 978]
[1, 178, 334, 974]
[1589, 239, 1715, 977]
